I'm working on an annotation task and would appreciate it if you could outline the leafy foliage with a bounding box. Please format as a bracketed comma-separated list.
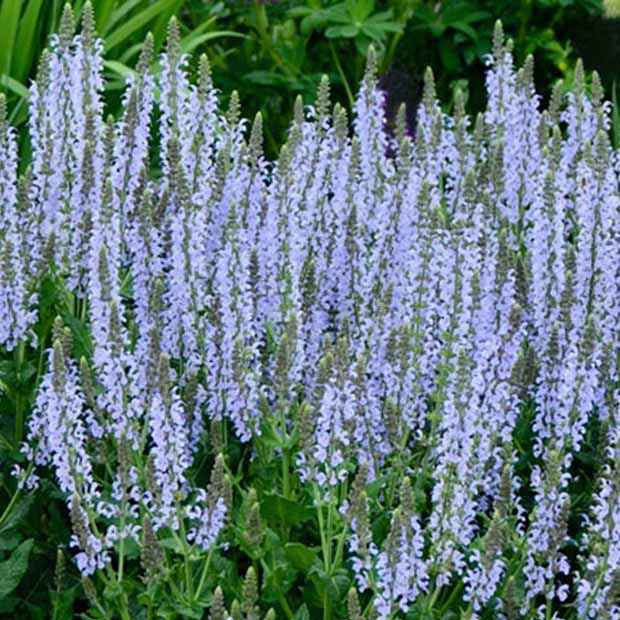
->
[0, 0, 613, 157]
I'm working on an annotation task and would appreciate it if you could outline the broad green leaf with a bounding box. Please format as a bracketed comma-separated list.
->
[262, 558, 298, 602]
[0, 531, 20, 551]
[104, 0, 177, 52]
[61, 313, 93, 360]
[260, 492, 314, 528]
[159, 537, 184, 553]
[170, 602, 203, 619]
[308, 564, 350, 604]
[0, 495, 33, 535]
[0, 538, 34, 599]
[284, 542, 318, 571]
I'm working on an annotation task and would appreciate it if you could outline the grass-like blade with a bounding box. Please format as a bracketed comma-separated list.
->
[0, 74, 29, 99]
[181, 31, 246, 56]
[0, 0, 23, 81]
[94, 0, 118, 33]
[103, 0, 178, 52]
[103, 0, 143, 35]
[11, 0, 44, 84]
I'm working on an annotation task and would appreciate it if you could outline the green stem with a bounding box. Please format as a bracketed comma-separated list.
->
[279, 593, 294, 620]
[425, 585, 441, 615]
[0, 464, 32, 528]
[324, 594, 331, 620]
[315, 487, 335, 620]
[279, 411, 291, 500]
[333, 523, 347, 570]
[326, 501, 334, 570]
[117, 538, 125, 583]
[329, 41, 354, 109]
[176, 519, 194, 599]
[119, 600, 131, 620]
[282, 449, 290, 499]
[14, 341, 25, 445]
[439, 580, 463, 615]
[314, 489, 330, 574]
[117, 524, 125, 583]
[193, 547, 213, 602]
[260, 557, 294, 620]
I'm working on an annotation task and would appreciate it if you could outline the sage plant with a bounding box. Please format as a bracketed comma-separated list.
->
[1, 7, 618, 619]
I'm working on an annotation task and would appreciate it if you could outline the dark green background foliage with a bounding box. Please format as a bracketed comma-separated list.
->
[0, 0, 618, 155]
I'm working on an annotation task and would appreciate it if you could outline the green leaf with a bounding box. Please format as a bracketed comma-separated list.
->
[440, 6, 490, 25]
[361, 22, 401, 41]
[0, 0, 22, 79]
[103, 0, 144, 35]
[103, 60, 136, 82]
[292, 604, 310, 620]
[170, 602, 203, 619]
[308, 564, 350, 604]
[0, 495, 33, 535]
[284, 542, 319, 571]
[50, 585, 79, 619]
[365, 474, 388, 499]
[180, 31, 246, 56]
[0, 538, 34, 599]
[0, 74, 29, 99]
[260, 493, 314, 528]
[325, 24, 359, 38]
[104, 0, 178, 52]
[159, 537, 184, 554]
[94, 0, 118, 33]
[449, 21, 478, 40]
[346, 0, 374, 22]
[299, 12, 329, 35]
[262, 558, 298, 602]
[612, 80, 620, 149]
[12, 0, 45, 83]
[0, 531, 20, 551]
[61, 313, 92, 360]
